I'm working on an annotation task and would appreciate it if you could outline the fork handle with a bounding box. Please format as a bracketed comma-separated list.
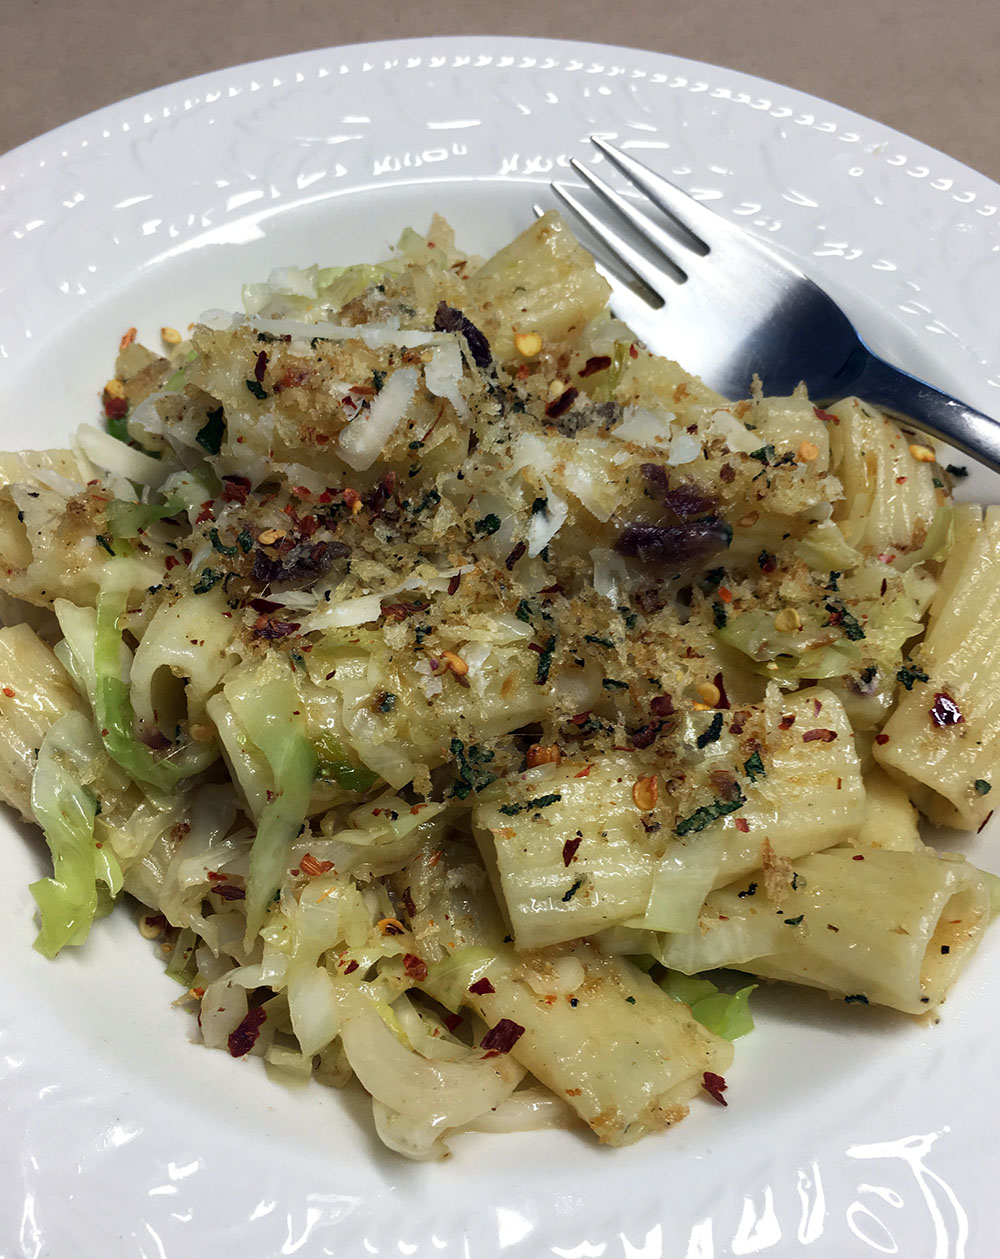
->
[832, 348, 1000, 473]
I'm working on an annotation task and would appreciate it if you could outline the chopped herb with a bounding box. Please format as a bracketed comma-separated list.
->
[844, 993, 869, 1005]
[193, 567, 224, 593]
[696, 712, 724, 748]
[196, 406, 225, 454]
[515, 598, 533, 624]
[897, 663, 929, 690]
[784, 914, 804, 926]
[499, 792, 562, 816]
[737, 882, 758, 898]
[95, 534, 116, 557]
[236, 529, 254, 554]
[535, 634, 557, 685]
[414, 624, 433, 647]
[449, 739, 497, 799]
[825, 599, 865, 640]
[825, 571, 841, 592]
[617, 605, 638, 630]
[414, 488, 441, 514]
[702, 568, 725, 592]
[106, 413, 129, 443]
[245, 379, 268, 400]
[859, 665, 877, 685]
[562, 878, 583, 903]
[475, 513, 502, 537]
[712, 601, 728, 629]
[408, 440, 424, 450]
[602, 678, 628, 691]
[209, 528, 238, 557]
[531, 497, 548, 515]
[584, 635, 614, 648]
[743, 750, 766, 783]
[379, 693, 397, 713]
[675, 792, 747, 836]
[945, 464, 969, 479]
[372, 369, 386, 392]
[625, 995, 636, 1005]
[749, 444, 776, 464]
[975, 779, 992, 796]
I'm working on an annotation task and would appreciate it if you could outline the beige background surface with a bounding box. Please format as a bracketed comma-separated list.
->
[4, 0, 1000, 181]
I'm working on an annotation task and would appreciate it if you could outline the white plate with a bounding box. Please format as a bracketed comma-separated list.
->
[2, 36, 999, 1259]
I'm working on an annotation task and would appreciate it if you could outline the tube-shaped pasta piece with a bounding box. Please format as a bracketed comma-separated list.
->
[827, 398, 939, 555]
[848, 765, 922, 852]
[656, 848, 990, 1014]
[875, 505, 1000, 828]
[472, 755, 665, 950]
[424, 941, 732, 1146]
[0, 624, 87, 820]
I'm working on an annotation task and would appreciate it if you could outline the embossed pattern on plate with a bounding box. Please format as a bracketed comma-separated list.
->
[1, 36, 998, 1259]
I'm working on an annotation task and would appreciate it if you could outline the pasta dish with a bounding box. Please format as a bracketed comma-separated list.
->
[1, 212, 996, 1158]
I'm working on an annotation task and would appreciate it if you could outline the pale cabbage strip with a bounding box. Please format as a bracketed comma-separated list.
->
[0, 210, 997, 1160]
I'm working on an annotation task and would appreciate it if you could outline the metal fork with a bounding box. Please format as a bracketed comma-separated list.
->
[551, 137, 1000, 472]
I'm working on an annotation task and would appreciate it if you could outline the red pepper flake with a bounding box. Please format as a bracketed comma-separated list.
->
[447, 573, 462, 596]
[803, 728, 837, 743]
[712, 671, 730, 710]
[299, 852, 335, 877]
[930, 692, 964, 728]
[570, 710, 591, 725]
[505, 541, 527, 570]
[342, 488, 362, 513]
[544, 386, 579, 420]
[480, 1018, 525, 1053]
[875, 733, 890, 745]
[562, 836, 582, 866]
[254, 350, 268, 382]
[813, 698, 823, 715]
[852, 853, 865, 860]
[779, 714, 796, 730]
[227, 1006, 267, 1058]
[469, 977, 496, 996]
[221, 475, 252, 504]
[403, 954, 429, 982]
[629, 343, 639, 359]
[574, 765, 593, 778]
[880, 578, 888, 596]
[896, 476, 907, 484]
[702, 1071, 728, 1106]
[734, 818, 750, 833]
[343, 959, 360, 975]
[718, 586, 733, 603]
[164, 554, 179, 571]
[977, 810, 994, 834]
[578, 355, 612, 378]
[1, 687, 14, 698]
[103, 393, 128, 421]
[813, 406, 837, 423]
[212, 883, 247, 901]
[206, 870, 228, 881]
[650, 694, 675, 718]
[444, 1013, 464, 1032]
[195, 501, 215, 524]
[119, 326, 138, 351]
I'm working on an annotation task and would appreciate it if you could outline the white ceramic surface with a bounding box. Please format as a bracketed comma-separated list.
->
[1, 36, 998, 1259]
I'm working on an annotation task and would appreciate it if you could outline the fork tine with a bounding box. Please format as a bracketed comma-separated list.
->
[552, 181, 680, 302]
[533, 201, 668, 339]
[591, 137, 727, 253]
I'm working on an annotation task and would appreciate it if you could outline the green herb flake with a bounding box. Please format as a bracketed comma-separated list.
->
[602, 678, 628, 691]
[245, 379, 268, 401]
[107, 414, 129, 443]
[624, 995, 636, 1005]
[379, 693, 397, 713]
[825, 599, 865, 641]
[95, 534, 116, 557]
[562, 878, 583, 903]
[945, 464, 969, 479]
[209, 528, 238, 557]
[193, 567, 224, 594]
[499, 792, 562, 817]
[696, 712, 724, 749]
[749, 444, 775, 465]
[236, 529, 254, 554]
[844, 993, 869, 1005]
[743, 750, 766, 783]
[784, 914, 804, 926]
[584, 634, 614, 648]
[372, 369, 386, 393]
[196, 406, 226, 453]
[975, 779, 992, 796]
[712, 601, 728, 629]
[897, 663, 930, 690]
[449, 739, 497, 799]
[536, 635, 557, 685]
[617, 605, 638, 631]
[475, 513, 502, 537]
[675, 792, 747, 836]
[516, 598, 534, 624]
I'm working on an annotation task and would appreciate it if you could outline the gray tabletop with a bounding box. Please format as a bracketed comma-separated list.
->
[4, 0, 999, 182]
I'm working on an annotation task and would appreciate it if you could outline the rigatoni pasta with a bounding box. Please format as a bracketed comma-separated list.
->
[0, 209, 998, 1159]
